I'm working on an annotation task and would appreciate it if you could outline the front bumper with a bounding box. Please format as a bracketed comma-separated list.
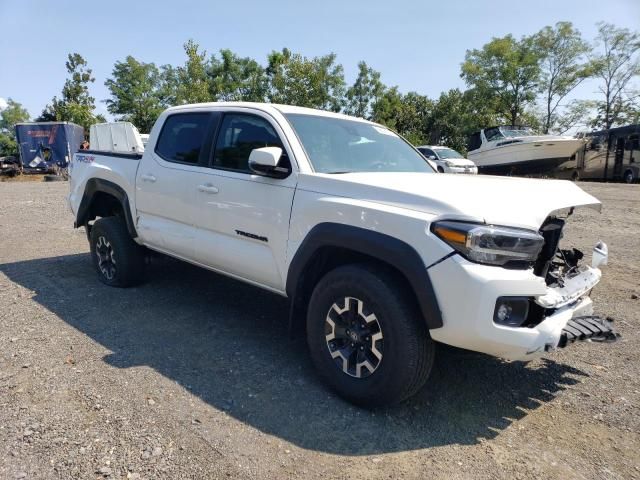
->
[445, 165, 478, 174]
[428, 254, 613, 361]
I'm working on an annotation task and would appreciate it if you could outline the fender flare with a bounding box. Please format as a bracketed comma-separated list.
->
[75, 178, 138, 238]
[286, 223, 443, 329]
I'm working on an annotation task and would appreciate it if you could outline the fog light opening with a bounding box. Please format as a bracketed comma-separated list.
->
[494, 297, 530, 327]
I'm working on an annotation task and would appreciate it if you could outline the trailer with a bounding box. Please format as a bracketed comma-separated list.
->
[15, 122, 84, 174]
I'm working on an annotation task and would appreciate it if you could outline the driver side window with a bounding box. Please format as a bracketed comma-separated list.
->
[212, 113, 288, 173]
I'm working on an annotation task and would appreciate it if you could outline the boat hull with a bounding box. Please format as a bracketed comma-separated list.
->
[468, 138, 584, 176]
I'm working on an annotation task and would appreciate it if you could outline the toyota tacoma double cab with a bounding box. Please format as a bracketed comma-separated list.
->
[68, 102, 618, 406]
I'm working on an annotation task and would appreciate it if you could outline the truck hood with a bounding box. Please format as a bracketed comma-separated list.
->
[298, 172, 601, 230]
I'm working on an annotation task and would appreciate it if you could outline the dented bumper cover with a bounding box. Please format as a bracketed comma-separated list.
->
[428, 244, 618, 361]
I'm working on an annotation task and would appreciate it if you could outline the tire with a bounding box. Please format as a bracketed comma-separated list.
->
[624, 169, 635, 184]
[306, 263, 435, 407]
[437, 166, 445, 173]
[89, 217, 146, 287]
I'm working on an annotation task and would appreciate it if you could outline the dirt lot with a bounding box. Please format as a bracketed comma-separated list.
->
[0, 181, 638, 480]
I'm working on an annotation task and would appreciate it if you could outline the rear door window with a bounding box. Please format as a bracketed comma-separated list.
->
[155, 113, 211, 164]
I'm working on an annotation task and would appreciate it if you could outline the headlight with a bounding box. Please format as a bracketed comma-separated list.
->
[444, 160, 456, 167]
[431, 221, 544, 266]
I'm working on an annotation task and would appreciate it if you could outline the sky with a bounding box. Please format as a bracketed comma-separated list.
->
[0, 0, 639, 120]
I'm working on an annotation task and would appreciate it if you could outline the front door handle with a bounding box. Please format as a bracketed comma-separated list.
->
[197, 184, 219, 194]
[141, 173, 156, 183]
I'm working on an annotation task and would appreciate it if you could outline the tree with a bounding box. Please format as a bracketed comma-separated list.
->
[266, 48, 345, 111]
[590, 23, 640, 129]
[175, 40, 211, 104]
[38, 53, 105, 130]
[426, 89, 499, 153]
[461, 34, 542, 126]
[0, 98, 30, 156]
[157, 65, 180, 107]
[344, 61, 384, 119]
[534, 22, 593, 133]
[370, 86, 404, 130]
[208, 49, 267, 102]
[393, 92, 433, 145]
[368, 88, 433, 145]
[104, 56, 165, 132]
[552, 99, 596, 134]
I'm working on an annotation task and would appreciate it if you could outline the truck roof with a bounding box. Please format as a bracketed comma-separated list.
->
[165, 102, 374, 124]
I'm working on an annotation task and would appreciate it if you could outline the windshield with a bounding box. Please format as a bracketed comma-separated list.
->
[435, 148, 464, 159]
[285, 114, 435, 174]
[499, 126, 535, 137]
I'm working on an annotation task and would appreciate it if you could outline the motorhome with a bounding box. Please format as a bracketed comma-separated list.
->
[573, 124, 640, 183]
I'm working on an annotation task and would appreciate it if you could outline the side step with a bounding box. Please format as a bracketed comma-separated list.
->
[558, 316, 620, 348]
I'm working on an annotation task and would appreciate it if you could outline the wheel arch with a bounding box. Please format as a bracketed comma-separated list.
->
[75, 178, 138, 238]
[286, 223, 443, 336]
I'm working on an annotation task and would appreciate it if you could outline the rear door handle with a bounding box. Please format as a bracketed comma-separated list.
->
[197, 184, 219, 194]
[141, 173, 156, 183]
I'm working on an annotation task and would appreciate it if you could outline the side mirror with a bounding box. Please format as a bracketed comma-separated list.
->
[248, 147, 289, 178]
[428, 155, 437, 160]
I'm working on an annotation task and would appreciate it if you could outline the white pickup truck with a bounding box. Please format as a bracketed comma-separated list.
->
[68, 102, 618, 406]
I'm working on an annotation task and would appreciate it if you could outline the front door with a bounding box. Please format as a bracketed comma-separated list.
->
[192, 111, 297, 292]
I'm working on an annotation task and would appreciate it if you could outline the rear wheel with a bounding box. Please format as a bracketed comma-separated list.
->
[624, 169, 635, 184]
[90, 217, 146, 287]
[306, 264, 435, 407]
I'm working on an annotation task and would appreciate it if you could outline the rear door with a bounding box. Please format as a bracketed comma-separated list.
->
[135, 111, 219, 260]
[191, 110, 297, 292]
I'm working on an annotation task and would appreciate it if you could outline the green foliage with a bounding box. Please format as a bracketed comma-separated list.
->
[209, 49, 267, 102]
[38, 53, 104, 131]
[370, 86, 403, 129]
[344, 61, 384, 119]
[157, 65, 180, 107]
[266, 48, 345, 111]
[553, 99, 597, 134]
[175, 40, 211, 104]
[54, 21, 639, 157]
[0, 98, 30, 156]
[534, 22, 593, 133]
[461, 34, 542, 126]
[590, 23, 640, 129]
[428, 89, 497, 153]
[105, 56, 165, 133]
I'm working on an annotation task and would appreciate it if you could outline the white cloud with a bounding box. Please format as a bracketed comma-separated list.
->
[0, 97, 8, 111]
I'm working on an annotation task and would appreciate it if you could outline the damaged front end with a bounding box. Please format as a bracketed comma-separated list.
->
[531, 215, 620, 349]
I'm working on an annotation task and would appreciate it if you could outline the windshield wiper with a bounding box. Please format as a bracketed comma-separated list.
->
[325, 171, 353, 174]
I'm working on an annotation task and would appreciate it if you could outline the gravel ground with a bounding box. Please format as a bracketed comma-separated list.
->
[0, 180, 638, 480]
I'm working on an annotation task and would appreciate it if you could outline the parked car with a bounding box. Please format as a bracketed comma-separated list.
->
[68, 102, 617, 407]
[417, 145, 478, 174]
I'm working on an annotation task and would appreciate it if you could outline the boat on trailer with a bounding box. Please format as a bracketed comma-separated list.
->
[467, 125, 584, 176]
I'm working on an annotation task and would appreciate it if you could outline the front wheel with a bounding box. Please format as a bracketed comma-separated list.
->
[306, 264, 435, 407]
[90, 217, 146, 287]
